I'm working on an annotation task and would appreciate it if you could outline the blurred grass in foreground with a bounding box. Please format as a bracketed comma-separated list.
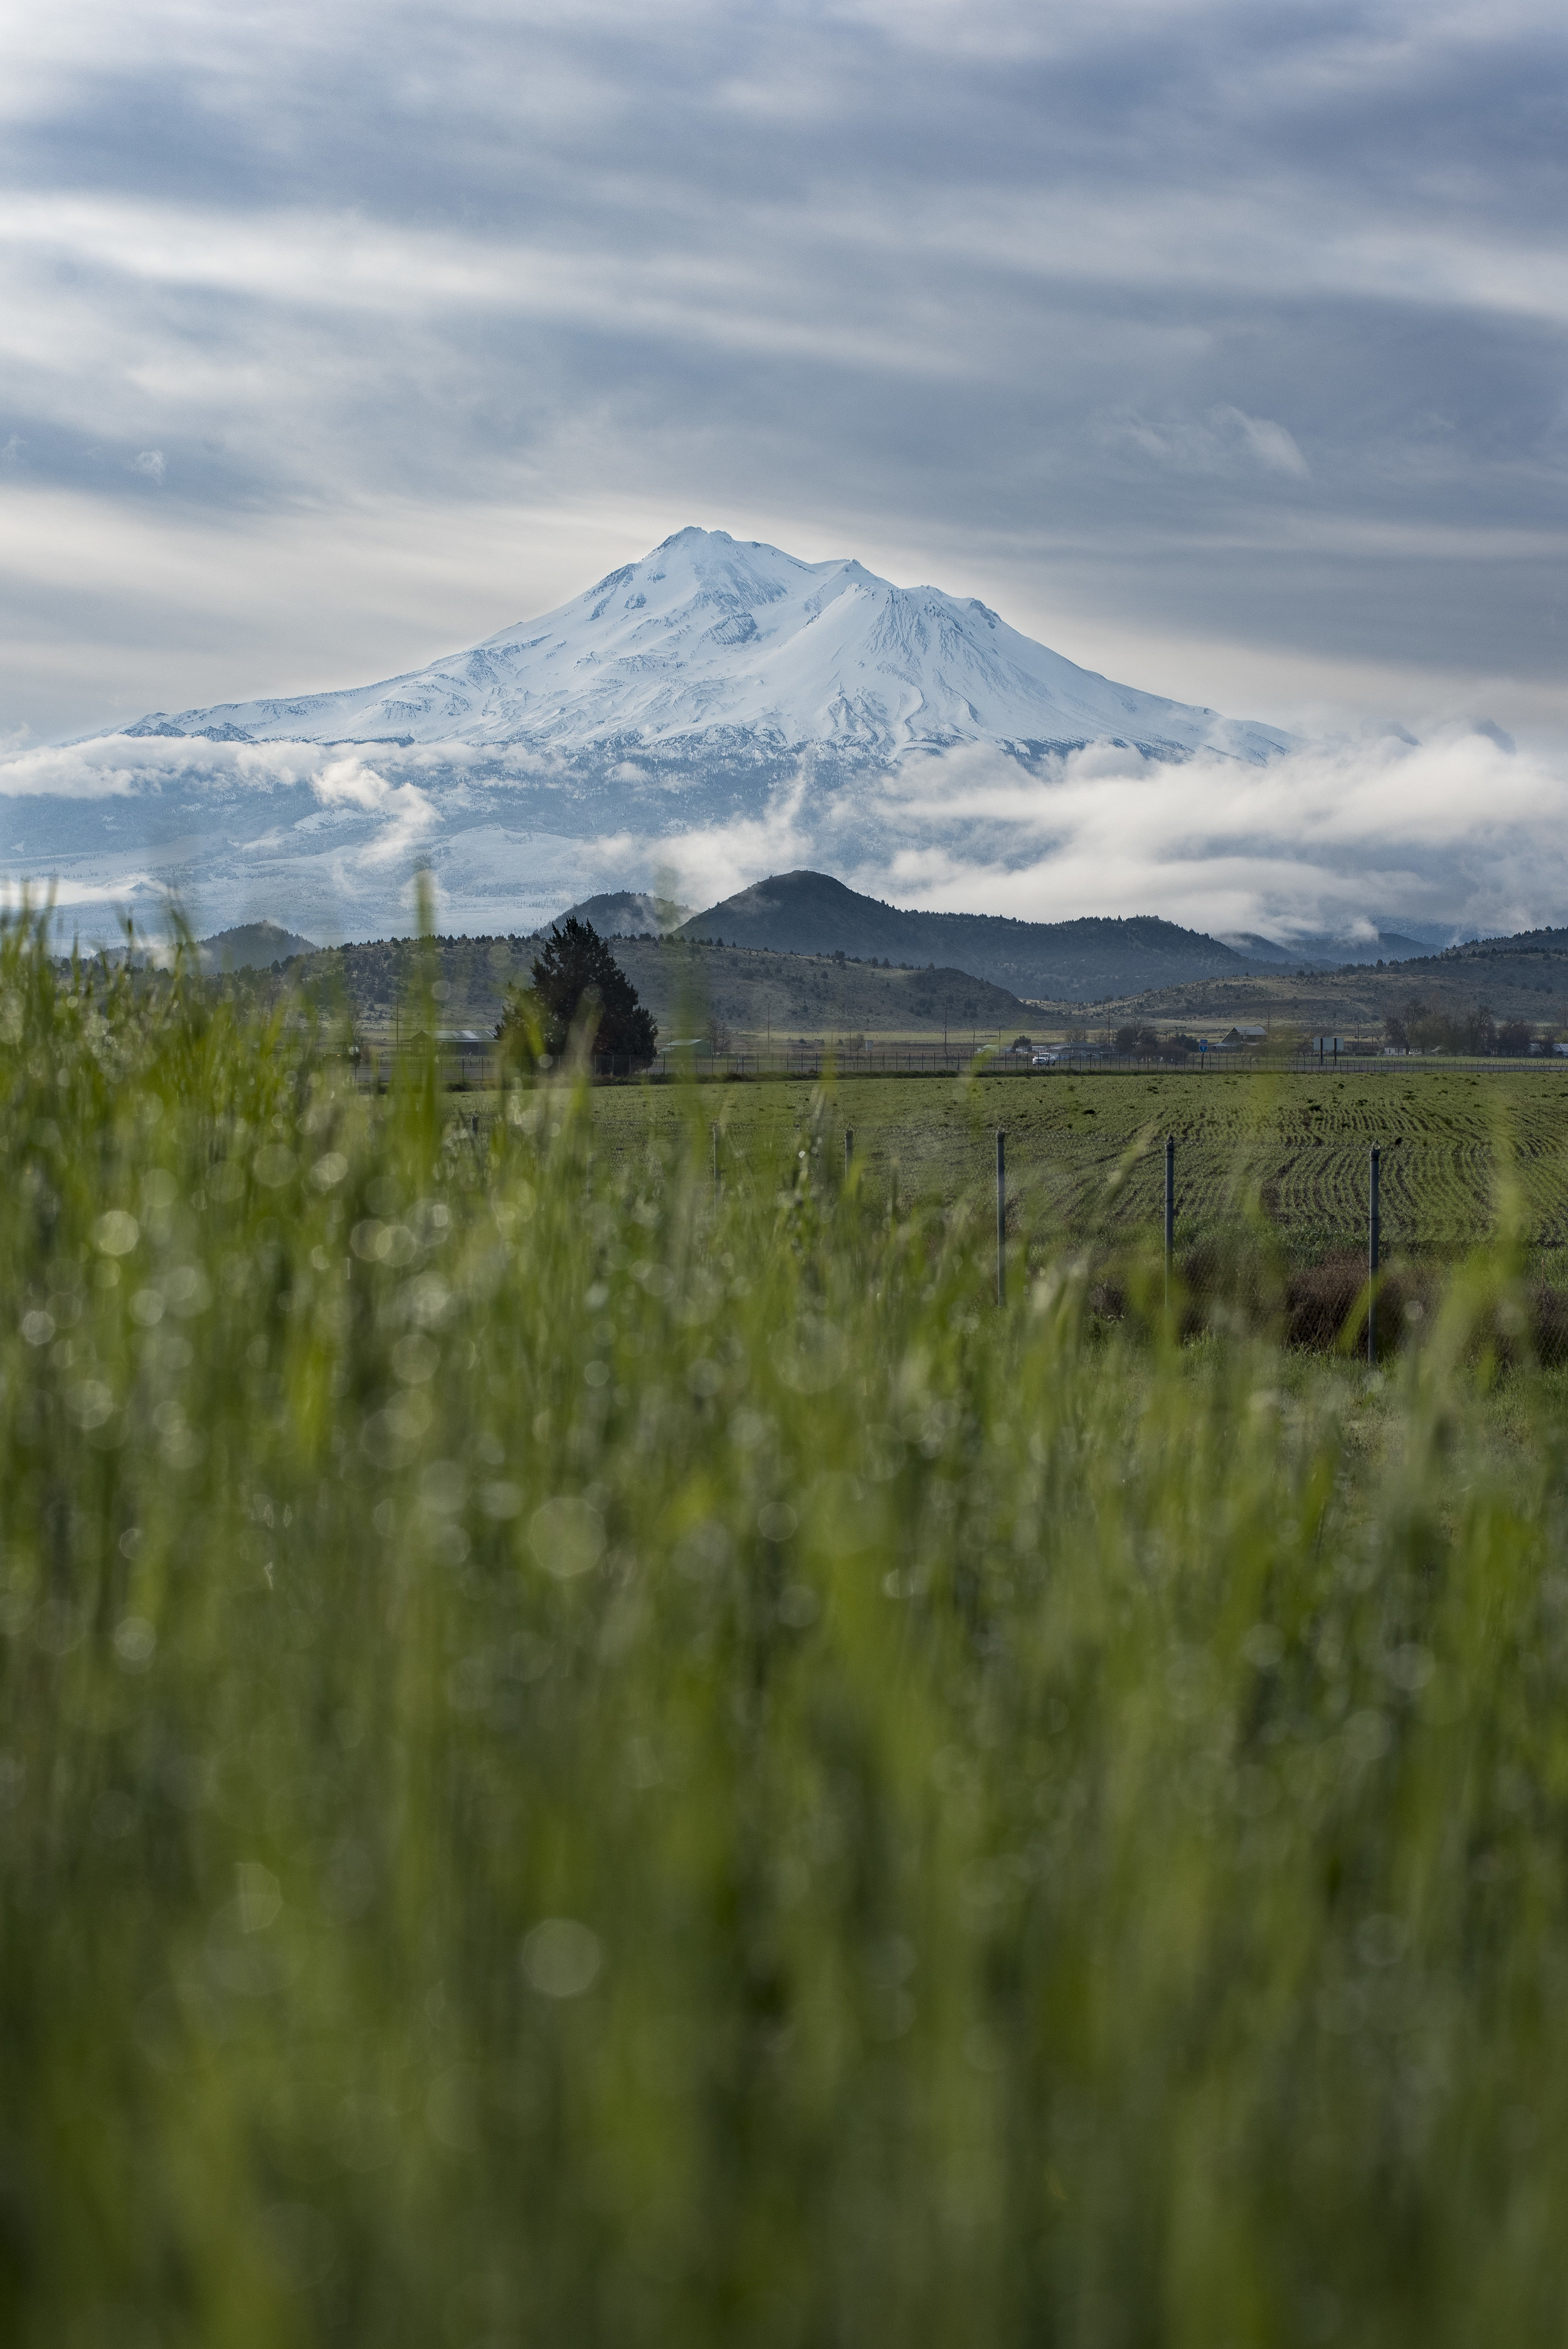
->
[3, 914, 1568, 2348]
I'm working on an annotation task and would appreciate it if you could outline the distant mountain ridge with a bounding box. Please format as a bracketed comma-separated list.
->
[675, 871, 1261, 1003]
[197, 920, 317, 972]
[210, 907, 1568, 1042]
[553, 891, 694, 936]
[1222, 928, 1433, 968]
[1435, 925, 1568, 963]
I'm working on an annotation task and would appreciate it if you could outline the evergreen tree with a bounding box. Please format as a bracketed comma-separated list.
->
[496, 917, 657, 1063]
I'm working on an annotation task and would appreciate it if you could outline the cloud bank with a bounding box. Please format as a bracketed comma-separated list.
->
[4, 724, 1560, 946]
[3, 0, 1568, 763]
[639, 731, 1568, 944]
[850, 731, 1568, 943]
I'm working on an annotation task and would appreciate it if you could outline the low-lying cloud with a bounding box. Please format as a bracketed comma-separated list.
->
[4, 723, 1566, 947]
[0, 733, 325, 797]
[657, 729, 1568, 941]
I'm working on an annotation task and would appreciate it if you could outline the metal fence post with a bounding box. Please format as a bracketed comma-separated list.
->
[996, 1130, 1006, 1307]
[1368, 1142, 1380, 1365]
[1164, 1135, 1175, 1305]
[712, 1123, 719, 1203]
[844, 1128, 854, 1180]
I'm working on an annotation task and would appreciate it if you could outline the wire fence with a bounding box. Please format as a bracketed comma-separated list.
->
[354, 1045, 1568, 1360]
[681, 1117, 1568, 1363]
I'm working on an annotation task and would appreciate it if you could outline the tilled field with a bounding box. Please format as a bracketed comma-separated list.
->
[587, 1065, 1568, 1268]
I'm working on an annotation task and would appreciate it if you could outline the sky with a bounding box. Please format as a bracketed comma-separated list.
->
[4, 0, 1567, 751]
[2, 0, 1567, 943]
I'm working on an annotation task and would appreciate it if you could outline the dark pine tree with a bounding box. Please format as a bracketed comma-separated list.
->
[497, 917, 657, 1062]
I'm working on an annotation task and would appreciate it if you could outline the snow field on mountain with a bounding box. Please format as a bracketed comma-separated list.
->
[0, 529, 1558, 948]
[124, 528, 1293, 766]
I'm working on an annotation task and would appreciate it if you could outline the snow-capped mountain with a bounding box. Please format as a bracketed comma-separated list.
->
[3, 528, 1302, 943]
[127, 526, 1289, 767]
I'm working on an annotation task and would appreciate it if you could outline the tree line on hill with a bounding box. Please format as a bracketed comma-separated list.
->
[1384, 998, 1544, 1056]
[1107, 1006, 1560, 1058]
[152, 912, 1568, 1058]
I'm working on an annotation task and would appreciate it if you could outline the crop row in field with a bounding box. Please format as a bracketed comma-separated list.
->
[585, 1068, 1568, 1261]
[15, 925, 1568, 2343]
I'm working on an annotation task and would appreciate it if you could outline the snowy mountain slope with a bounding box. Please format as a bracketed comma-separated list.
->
[4, 526, 1317, 944]
[125, 528, 1291, 767]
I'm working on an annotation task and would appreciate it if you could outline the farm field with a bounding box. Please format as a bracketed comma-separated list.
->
[588, 1065, 1568, 1271]
[11, 921, 1568, 2343]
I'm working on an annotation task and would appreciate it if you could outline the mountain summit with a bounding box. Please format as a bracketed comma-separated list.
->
[677, 869, 1256, 1000]
[16, 528, 1298, 942]
[128, 526, 1290, 768]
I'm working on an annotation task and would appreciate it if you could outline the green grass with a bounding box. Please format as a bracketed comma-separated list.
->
[587, 1065, 1568, 1271]
[6, 924, 1568, 2345]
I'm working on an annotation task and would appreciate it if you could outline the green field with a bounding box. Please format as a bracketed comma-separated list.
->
[589, 1065, 1568, 1269]
[9, 928, 1568, 2343]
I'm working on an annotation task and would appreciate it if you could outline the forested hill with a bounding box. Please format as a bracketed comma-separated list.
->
[1426, 927, 1568, 965]
[208, 931, 1034, 1046]
[675, 870, 1255, 1002]
[1086, 933, 1568, 1032]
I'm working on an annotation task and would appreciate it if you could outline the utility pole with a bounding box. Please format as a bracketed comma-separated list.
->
[996, 1130, 1007, 1307]
[1164, 1135, 1175, 1309]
